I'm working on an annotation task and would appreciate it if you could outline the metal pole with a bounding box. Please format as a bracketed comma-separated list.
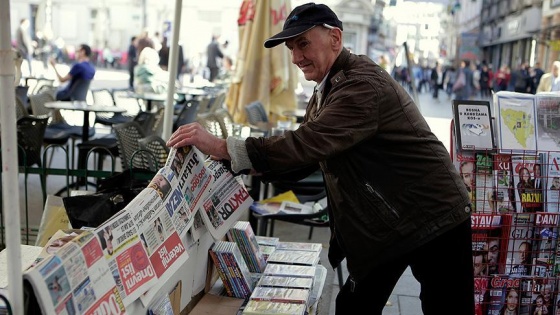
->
[403, 41, 421, 112]
[162, 0, 183, 140]
[0, 1, 24, 314]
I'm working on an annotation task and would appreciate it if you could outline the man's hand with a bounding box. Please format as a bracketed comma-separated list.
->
[167, 122, 230, 160]
[49, 57, 56, 67]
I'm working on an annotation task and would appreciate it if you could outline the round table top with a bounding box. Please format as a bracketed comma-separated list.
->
[176, 88, 207, 96]
[45, 101, 126, 113]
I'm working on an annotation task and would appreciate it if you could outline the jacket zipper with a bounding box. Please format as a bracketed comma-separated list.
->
[365, 182, 400, 219]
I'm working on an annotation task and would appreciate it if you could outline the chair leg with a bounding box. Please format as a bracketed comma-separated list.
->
[337, 265, 344, 287]
[268, 219, 275, 237]
[308, 227, 314, 240]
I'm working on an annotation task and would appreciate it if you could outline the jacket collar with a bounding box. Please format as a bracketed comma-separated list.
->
[323, 48, 351, 97]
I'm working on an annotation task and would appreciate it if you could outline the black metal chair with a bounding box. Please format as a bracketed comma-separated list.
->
[92, 88, 134, 127]
[114, 121, 148, 170]
[173, 99, 200, 131]
[16, 116, 48, 243]
[138, 135, 170, 171]
[214, 108, 235, 138]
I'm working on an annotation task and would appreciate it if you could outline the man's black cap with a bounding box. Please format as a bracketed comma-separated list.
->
[264, 3, 343, 48]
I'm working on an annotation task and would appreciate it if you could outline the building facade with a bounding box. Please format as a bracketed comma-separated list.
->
[479, 0, 543, 70]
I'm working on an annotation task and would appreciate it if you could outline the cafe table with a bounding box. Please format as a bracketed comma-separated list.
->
[44, 101, 126, 143]
[45, 101, 127, 191]
[128, 92, 167, 112]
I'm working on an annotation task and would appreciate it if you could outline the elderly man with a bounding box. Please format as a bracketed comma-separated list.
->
[167, 3, 473, 314]
[537, 61, 560, 93]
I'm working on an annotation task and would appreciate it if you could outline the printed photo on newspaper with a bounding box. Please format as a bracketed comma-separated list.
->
[199, 160, 253, 239]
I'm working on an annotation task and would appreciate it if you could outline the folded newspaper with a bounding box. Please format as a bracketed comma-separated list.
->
[22, 146, 253, 314]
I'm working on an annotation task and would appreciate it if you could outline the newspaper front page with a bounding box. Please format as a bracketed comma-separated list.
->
[23, 146, 253, 313]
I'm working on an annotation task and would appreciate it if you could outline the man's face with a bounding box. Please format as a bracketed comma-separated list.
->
[485, 239, 499, 272]
[286, 26, 339, 83]
[519, 243, 530, 263]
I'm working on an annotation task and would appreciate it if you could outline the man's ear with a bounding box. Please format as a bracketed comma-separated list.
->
[330, 28, 342, 50]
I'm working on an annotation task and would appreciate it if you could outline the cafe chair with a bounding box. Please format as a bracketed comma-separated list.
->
[16, 116, 48, 243]
[112, 88, 142, 117]
[92, 88, 133, 127]
[197, 112, 224, 139]
[214, 108, 235, 138]
[173, 99, 200, 131]
[138, 135, 170, 171]
[113, 121, 148, 170]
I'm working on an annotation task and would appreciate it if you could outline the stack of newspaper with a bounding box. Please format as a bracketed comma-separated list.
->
[21, 146, 253, 314]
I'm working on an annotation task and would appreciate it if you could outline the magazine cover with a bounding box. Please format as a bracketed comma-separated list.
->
[474, 277, 489, 315]
[456, 151, 477, 209]
[471, 214, 504, 276]
[524, 278, 556, 315]
[495, 91, 538, 153]
[536, 92, 560, 151]
[475, 153, 494, 213]
[531, 213, 559, 277]
[546, 152, 560, 213]
[518, 277, 535, 315]
[487, 275, 521, 315]
[452, 99, 494, 151]
[512, 154, 544, 213]
[505, 213, 535, 276]
[494, 154, 517, 212]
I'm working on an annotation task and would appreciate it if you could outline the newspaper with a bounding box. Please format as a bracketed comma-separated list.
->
[24, 231, 128, 314]
[200, 160, 253, 239]
[22, 146, 253, 313]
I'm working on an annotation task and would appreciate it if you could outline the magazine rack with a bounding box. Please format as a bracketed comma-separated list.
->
[451, 92, 560, 314]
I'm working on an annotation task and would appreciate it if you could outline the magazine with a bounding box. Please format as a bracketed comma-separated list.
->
[455, 152, 477, 209]
[475, 153, 494, 213]
[511, 154, 544, 213]
[546, 152, 560, 213]
[505, 213, 535, 276]
[493, 154, 516, 212]
[249, 287, 310, 304]
[531, 213, 559, 277]
[452, 99, 494, 151]
[471, 214, 503, 276]
[474, 277, 489, 315]
[487, 276, 521, 315]
[495, 91, 538, 153]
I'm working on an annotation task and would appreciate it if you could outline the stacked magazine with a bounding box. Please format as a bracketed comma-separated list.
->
[227, 221, 267, 273]
[453, 92, 560, 314]
[209, 241, 254, 299]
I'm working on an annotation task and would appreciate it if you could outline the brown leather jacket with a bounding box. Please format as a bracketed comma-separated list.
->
[245, 49, 471, 282]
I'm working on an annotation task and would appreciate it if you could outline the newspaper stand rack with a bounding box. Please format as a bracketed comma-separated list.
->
[451, 93, 560, 315]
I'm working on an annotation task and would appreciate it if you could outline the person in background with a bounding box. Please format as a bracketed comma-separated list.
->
[443, 65, 456, 100]
[533, 62, 545, 94]
[16, 18, 34, 76]
[167, 3, 474, 314]
[480, 64, 491, 98]
[206, 35, 224, 82]
[134, 47, 169, 94]
[127, 36, 137, 90]
[454, 60, 474, 100]
[430, 62, 443, 100]
[136, 29, 155, 57]
[495, 65, 510, 92]
[49, 44, 95, 101]
[158, 37, 170, 71]
[537, 61, 560, 93]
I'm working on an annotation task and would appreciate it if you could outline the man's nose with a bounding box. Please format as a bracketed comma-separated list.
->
[291, 49, 302, 64]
